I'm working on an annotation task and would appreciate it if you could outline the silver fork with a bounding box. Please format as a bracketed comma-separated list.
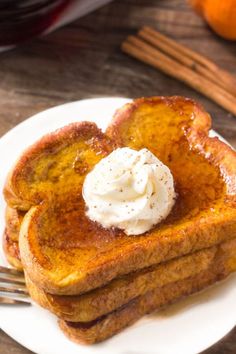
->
[0, 266, 31, 305]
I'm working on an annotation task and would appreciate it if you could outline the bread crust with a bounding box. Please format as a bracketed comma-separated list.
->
[58, 237, 236, 344]
[2, 229, 23, 271]
[5, 206, 25, 242]
[5, 231, 236, 343]
[4, 227, 235, 322]
[4, 122, 114, 209]
[107, 96, 236, 196]
[24, 245, 217, 322]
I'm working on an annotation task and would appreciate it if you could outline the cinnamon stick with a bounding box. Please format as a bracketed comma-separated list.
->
[122, 36, 236, 116]
[139, 26, 236, 97]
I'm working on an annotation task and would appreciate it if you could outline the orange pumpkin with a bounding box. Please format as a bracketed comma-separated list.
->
[189, 0, 236, 40]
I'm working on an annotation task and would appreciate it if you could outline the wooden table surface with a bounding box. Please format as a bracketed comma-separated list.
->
[0, 0, 235, 353]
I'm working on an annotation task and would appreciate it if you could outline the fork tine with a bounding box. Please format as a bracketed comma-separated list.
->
[0, 285, 28, 296]
[0, 296, 31, 305]
[0, 265, 23, 276]
[0, 265, 26, 285]
[0, 276, 25, 285]
[0, 266, 29, 297]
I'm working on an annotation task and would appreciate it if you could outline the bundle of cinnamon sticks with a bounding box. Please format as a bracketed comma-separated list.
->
[122, 26, 236, 116]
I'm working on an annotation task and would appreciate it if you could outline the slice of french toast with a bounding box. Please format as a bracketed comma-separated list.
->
[5, 206, 24, 242]
[2, 207, 24, 270]
[24, 245, 218, 322]
[3, 212, 231, 322]
[4, 97, 236, 295]
[5, 232, 236, 343]
[4, 121, 115, 210]
[2, 229, 23, 271]
[59, 238, 236, 344]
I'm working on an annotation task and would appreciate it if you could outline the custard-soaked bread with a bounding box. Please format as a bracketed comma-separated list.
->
[59, 238, 236, 344]
[4, 97, 236, 295]
[4, 224, 233, 322]
[4, 122, 114, 210]
[3, 214, 229, 322]
[24, 245, 217, 322]
[2, 229, 23, 271]
[2, 206, 24, 269]
[5, 234, 236, 343]
[5, 206, 25, 242]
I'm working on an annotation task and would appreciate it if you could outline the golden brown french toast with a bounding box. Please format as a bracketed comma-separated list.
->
[24, 245, 217, 322]
[5, 206, 24, 242]
[4, 212, 230, 322]
[5, 232, 236, 335]
[4, 97, 236, 295]
[4, 121, 114, 210]
[59, 238, 236, 344]
[2, 229, 22, 271]
[2, 207, 23, 269]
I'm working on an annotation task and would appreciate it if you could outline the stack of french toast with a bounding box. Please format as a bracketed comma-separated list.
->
[2, 97, 236, 344]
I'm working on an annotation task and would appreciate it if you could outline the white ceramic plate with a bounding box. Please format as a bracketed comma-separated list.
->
[0, 97, 235, 354]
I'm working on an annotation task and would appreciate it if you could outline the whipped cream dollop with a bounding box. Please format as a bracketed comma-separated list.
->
[82, 147, 176, 236]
